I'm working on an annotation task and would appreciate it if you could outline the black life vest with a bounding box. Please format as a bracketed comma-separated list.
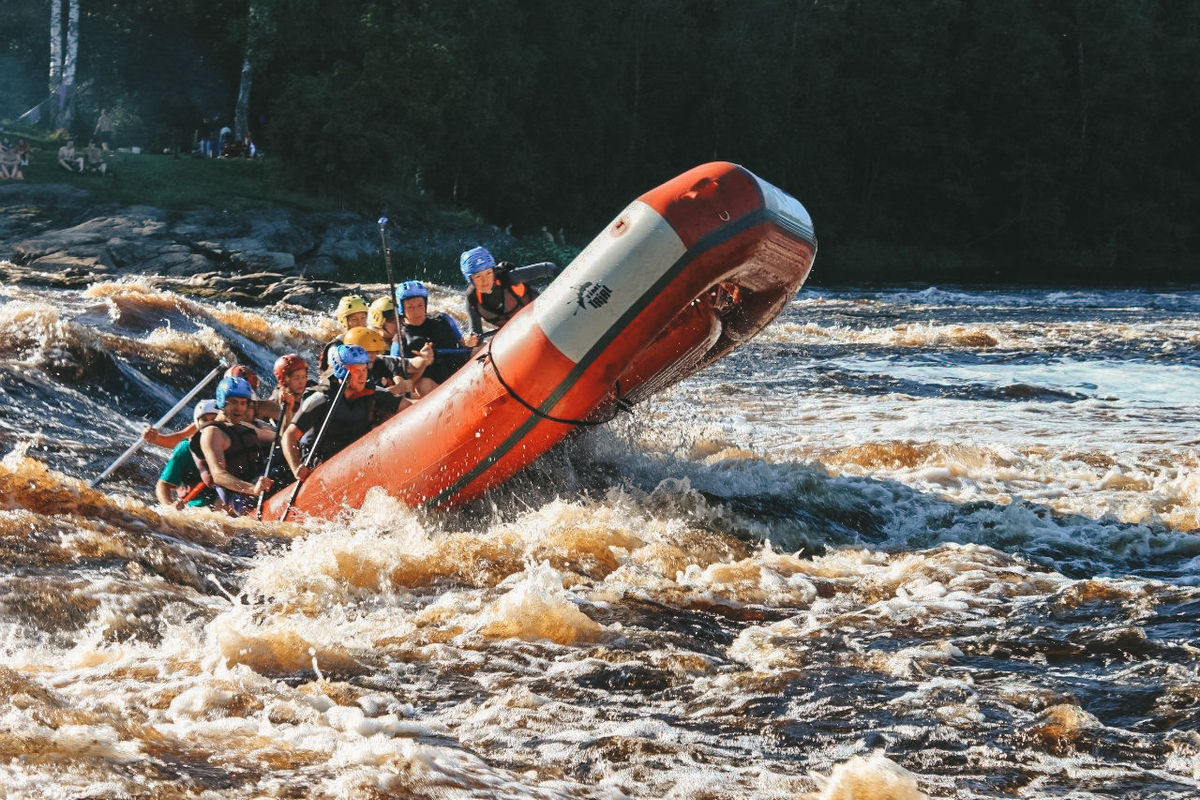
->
[209, 421, 266, 483]
[188, 430, 209, 483]
[296, 381, 396, 465]
[465, 270, 535, 330]
[401, 313, 468, 384]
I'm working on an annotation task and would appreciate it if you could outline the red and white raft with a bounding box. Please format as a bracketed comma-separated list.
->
[261, 162, 817, 521]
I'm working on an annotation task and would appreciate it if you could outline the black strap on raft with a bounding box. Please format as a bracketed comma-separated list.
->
[483, 348, 632, 427]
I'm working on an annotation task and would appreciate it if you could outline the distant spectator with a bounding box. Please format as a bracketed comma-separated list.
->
[0, 137, 22, 180]
[83, 141, 107, 175]
[219, 126, 234, 157]
[57, 139, 84, 172]
[15, 138, 32, 166]
[195, 128, 210, 158]
[94, 108, 115, 151]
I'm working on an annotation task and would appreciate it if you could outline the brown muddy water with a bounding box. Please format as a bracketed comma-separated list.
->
[1, 276, 1199, 798]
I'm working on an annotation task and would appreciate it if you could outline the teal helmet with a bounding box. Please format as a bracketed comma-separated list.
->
[396, 280, 429, 302]
[459, 246, 495, 282]
[331, 343, 370, 380]
[215, 376, 253, 409]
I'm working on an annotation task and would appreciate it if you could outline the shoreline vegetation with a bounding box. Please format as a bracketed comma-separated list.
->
[3, 3, 1197, 289]
[2, 134, 1195, 290]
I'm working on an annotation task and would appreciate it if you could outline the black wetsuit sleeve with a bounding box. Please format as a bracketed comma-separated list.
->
[507, 261, 559, 285]
[292, 393, 329, 435]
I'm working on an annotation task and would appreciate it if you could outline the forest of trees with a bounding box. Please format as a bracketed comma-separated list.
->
[2, 0, 1197, 282]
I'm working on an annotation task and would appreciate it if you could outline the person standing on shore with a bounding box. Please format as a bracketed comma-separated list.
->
[94, 108, 116, 151]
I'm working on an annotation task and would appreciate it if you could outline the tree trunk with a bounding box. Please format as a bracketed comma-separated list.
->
[48, 0, 62, 89]
[48, 0, 62, 127]
[234, 2, 261, 143]
[61, 0, 79, 132]
[234, 56, 253, 143]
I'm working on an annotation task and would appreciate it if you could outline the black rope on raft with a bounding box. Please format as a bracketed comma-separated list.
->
[483, 347, 631, 427]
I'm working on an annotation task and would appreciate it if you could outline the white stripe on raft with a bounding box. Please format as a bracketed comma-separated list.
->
[533, 200, 686, 364]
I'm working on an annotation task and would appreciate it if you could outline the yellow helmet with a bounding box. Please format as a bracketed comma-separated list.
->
[367, 296, 396, 329]
[343, 325, 386, 355]
[334, 294, 369, 326]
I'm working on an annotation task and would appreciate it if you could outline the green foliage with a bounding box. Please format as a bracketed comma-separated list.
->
[3, 0, 1198, 281]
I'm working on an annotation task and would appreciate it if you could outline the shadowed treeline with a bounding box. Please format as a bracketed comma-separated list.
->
[2, 0, 1197, 282]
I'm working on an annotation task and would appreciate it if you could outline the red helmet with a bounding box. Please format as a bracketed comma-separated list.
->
[273, 353, 308, 383]
[224, 364, 259, 392]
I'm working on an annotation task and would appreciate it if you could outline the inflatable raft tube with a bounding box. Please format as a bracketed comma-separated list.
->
[261, 161, 816, 521]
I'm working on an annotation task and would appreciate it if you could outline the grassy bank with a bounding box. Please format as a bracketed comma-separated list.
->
[5, 132, 581, 285]
[10, 135, 387, 213]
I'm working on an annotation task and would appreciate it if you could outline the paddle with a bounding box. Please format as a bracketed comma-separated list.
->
[175, 476, 211, 508]
[90, 361, 227, 489]
[254, 399, 291, 520]
[377, 216, 406, 365]
[279, 377, 348, 522]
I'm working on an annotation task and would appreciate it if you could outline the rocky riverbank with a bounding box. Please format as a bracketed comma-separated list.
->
[0, 183, 512, 306]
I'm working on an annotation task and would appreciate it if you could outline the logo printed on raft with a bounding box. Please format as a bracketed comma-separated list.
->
[575, 281, 612, 311]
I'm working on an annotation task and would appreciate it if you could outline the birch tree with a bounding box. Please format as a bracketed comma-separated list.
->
[48, 0, 62, 90]
[62, 0, 79, 131]
[46, 0, 78, 131]
[48, 0, 61, 126]
[234, 2, 263, 143]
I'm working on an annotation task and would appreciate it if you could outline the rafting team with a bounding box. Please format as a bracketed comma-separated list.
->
[146, 246, 558, 514]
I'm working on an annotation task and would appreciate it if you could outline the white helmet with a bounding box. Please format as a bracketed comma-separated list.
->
[193, 398, 219, 423]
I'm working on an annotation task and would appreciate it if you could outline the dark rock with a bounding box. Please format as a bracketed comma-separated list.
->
[279, 289, 320, 308]
[231, 250, 295, 271]
[27, 253, 109, 275]
[0, 184, 521, 308]
[140, 247, 214, 276]
[296, 256, 339, 280]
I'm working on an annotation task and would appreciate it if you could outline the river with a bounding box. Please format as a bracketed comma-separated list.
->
[1, 274, 1198, 798]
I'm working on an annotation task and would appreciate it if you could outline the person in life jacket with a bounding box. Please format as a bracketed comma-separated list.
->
[281, 343, 403, 482]
[343, 326, 424, 404]
[366, 298, 432, 389]
[367, 295, 400, 351]
[268, 353, 311, 431]
[318, 293, 370, 374]
[155, 398, 219, 509]
[396, 280, 471, 396]
[199, 375, 276, 515]
[225, 364, 283, 426]
[459, 246, 559, 343]
[142, 363, 275, 448]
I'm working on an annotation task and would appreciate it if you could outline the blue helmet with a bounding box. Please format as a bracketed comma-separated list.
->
[396, 280, 429, 303]
[215, 376, 253, 409]
[459, 246, 495, 282]
[330, 343, 370, 380]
